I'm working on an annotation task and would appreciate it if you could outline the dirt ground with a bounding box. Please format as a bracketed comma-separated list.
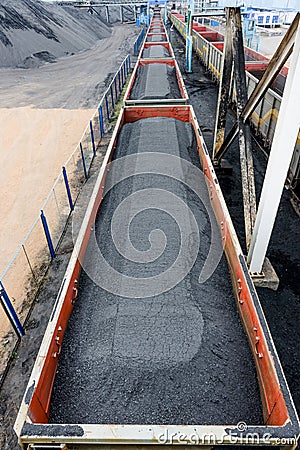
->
[0, 24, 138, 334]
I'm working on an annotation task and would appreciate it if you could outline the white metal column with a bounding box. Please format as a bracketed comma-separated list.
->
[247, 20, 300, 273]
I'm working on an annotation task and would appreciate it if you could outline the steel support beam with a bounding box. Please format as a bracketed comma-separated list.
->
[247, 19, 300, 274]
[213, 8, 233, 160]
[186, 9, 193, 73]
[105, 5, 110, 22]
[231, 7, 256, 250]
[214, 13, 300, 163]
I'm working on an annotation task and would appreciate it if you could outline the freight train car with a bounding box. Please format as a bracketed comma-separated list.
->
[15, 10, 299, 450]
[168, 12, 300, 200]
[125, 18, 188, 105]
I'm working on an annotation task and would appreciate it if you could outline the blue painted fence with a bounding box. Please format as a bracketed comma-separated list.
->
[133, 27, 146, 56]
[0, 53, 132, 381]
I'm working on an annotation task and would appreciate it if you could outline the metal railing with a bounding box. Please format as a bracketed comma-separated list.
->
[0, 54, 132, 383]
[133, 26, 146, 55]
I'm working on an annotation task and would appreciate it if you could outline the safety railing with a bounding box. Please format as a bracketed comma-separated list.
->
[133, 26, 146, 56]
[0, 54, 132, 384]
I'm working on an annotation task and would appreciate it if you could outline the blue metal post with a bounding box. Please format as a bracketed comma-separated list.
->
[118, 70, 121, 92]
[41, 210, 56, 259]
[62, 166, 74, 212]
[124, 62, 127, 81]
[121, 65, 124, 87]
[0, 282, 25, 337]
[114, 76, 118, 99]
[127, 56, 130, 74]
[99, 105, 105, 136]
[186, 9, 193, 73]
[110, 85, 115, 109]
[105, 94, 110, 120]
[89, 120, 96, 156]
[80, 142, 88, 180]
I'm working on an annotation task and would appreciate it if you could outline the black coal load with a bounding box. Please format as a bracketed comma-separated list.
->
[142, 44, 171, 58]
[130, 63, 181, 100]
[146, 34, 166, 42]
[50, 117, 263, 426]
[0, 0, 111, 68]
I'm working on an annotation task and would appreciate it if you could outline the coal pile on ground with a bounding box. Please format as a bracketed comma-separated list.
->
[130, 64, 181, 100]
[142, 44, 171, 58]
[50, 117, 263, 425]
[0, 0, 112, 68]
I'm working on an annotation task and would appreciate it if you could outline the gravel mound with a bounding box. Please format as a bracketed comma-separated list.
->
[0, 0, 112, 68]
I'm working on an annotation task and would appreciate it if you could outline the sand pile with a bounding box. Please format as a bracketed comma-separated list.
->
[0, 0, 112, 68]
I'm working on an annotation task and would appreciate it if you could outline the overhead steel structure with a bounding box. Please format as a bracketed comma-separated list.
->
[212, 7, 300, 274]
[58, 0, 149, 24]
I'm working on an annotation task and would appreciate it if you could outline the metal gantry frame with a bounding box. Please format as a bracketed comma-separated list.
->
[213, 13, 300, 162]
[212, 8, 300, 275]
[247, 16, 300, 273]
[212, 7, 256, 251]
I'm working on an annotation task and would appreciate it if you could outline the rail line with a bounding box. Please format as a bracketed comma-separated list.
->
[14, 9, 299, 449]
